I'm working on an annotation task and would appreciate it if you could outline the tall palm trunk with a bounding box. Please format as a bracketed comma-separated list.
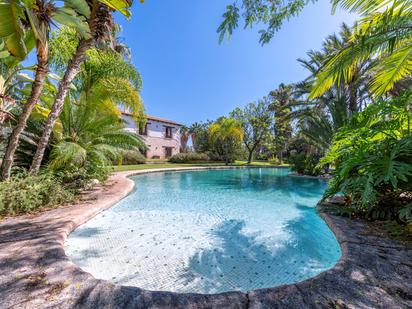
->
[30, 2, 104, 174]
[30, 38, 93, 174]
[1, 41, 48, 180]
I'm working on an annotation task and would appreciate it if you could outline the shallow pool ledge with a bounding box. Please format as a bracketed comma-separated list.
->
[0, 167, 411, 309]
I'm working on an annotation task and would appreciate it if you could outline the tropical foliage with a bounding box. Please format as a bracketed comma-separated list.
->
[311, 0, 412, 97]
[269, 83, 294, 163]
[0, 171, 75, 216]
[221, 0, 412, 97]
[231, 98, 273, 163]
[0, 0, 139, 180]
[320, 95, 412, 222]
[218, 0, 316, 44]
[48, 90, 145, 180]
[0, 18, 145, 213]
[208, 117, 243, 165]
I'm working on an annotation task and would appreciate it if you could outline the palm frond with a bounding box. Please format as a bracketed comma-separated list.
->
[48, 142, 87, 170]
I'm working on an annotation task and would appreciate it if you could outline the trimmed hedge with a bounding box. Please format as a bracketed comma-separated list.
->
[117, 150, 146, 165]
[169, 152, 209, 163]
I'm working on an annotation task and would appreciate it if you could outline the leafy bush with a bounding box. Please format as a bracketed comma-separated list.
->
[268, 156, 280, 165]
[320, 95, 412, 222]
[116, 150, 146, 165]
[0, 172, 75, 216]
[169, 152, 209, 163]
[289, 152, 322, 176]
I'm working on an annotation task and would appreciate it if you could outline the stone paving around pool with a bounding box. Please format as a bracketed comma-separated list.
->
[0, 167, 411, 309]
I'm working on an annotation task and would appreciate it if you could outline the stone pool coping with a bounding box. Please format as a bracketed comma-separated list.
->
[0, 166, 411, 308]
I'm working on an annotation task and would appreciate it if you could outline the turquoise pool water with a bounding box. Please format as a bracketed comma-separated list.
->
[65, 168, 341, 294]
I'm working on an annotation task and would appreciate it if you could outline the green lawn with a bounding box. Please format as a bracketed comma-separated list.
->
[112, 161, 289, 172]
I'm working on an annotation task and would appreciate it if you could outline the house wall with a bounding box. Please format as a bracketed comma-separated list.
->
[123, 115, 181, 159]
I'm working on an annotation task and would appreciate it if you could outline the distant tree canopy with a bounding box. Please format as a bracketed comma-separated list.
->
[230, 98, 273, 163]
[219, 0, 412, 97]
[269, 83, 293, 164]
[208, 117, 243, 165]
[218, 0, 317, 45]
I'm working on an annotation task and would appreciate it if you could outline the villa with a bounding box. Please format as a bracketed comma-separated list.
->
[123, 112, 182, 159]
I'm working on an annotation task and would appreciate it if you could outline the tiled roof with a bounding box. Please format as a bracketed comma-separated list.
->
[146, 115, 183, 126]
[122, 112, 183, 126]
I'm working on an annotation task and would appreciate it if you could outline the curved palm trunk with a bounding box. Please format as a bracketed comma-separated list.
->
[1, 41, 48, 180]
[180, 133, 189, 152]
[190, 133, 197, 151]
[30, 38, 93, 174]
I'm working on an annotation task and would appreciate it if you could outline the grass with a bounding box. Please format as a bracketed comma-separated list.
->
[112, 161, 289, 172]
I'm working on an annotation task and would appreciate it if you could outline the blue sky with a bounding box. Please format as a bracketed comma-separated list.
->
[116, 1, 357, 125]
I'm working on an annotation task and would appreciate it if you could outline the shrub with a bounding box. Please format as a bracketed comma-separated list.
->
[289, 152, 322, 176]
[0, 172, 75, 216]
[268, 156, 280, 165]
[116, 150, 146, 165]
[320, 95, 412, 222]
[169, 152, 209, 163]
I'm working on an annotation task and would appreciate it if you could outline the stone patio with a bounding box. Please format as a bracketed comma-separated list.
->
[0, 167, 411, 309]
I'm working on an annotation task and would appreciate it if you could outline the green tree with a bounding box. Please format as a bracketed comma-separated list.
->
[320, 94, 412, 221]
[0, 0, 91, 180]
[269, 83, 293, 163]
[179, 125, 190, 153]
[48, 89, 145, 180]
[291, 23, 372, 152]
[29, 0, 138, 174]
[0, 62, 29, 125]
[231, 98, 273, 163]
[219, 0, 412, 96]
[190, 121, 212, 153]
[311, 0, 412, 97]
[208, 117, 243, 165]
[218, 0, 316, 45]
[46, 45, 145, 178]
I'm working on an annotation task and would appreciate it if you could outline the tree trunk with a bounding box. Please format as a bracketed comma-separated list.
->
[224, 144, 229, 166]
[247, 150, 253, 164]
[30, 38, 93, 174]
[1, 41, 49, 180]
[278, 150, 283, 165]
[246, 142, 259, 164]
[348, 84, 358, 115]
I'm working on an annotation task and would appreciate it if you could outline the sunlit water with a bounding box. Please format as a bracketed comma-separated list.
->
[65, 168, 341, 293]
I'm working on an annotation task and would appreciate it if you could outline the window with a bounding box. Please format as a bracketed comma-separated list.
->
[165, 126, 173, 138]
[165, 147, 173, 158]
[139, 123, 148, 135]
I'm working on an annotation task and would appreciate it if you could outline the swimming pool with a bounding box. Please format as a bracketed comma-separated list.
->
[65, 168, 341, 294]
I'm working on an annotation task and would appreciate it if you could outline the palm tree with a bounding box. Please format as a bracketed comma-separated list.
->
[209, 117, 243, 165]
[189, 121, 212, 153]
[291, 23, 372, 152]
[0, 62, 39, 161]
[27, 36, 144, 165]
[219, 0, 411, 96]
[48, 92, 145, 174]
[311, 0, 412, 97]
[43, 46, 145, 173]
[0, 0, 96, 179]
[179, 126, 190, 153]
[0, 62, 27, 125]
[269, 83, 294, 164]
[27, 0, 136, 174]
